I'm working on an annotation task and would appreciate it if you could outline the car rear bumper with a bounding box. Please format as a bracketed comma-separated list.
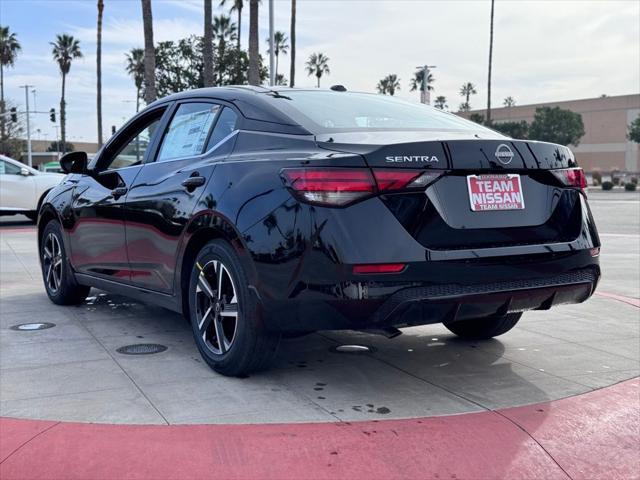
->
[260, 253, 600, 332]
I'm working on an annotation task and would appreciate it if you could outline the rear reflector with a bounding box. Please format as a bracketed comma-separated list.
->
[353, 263, 406, 274]
[552, 168, 587, 190]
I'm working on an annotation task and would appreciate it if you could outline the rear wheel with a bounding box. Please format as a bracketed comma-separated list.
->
[188, 239, 280, 377]
[40, 220, 90, 305]
[445, 312, 522, 339]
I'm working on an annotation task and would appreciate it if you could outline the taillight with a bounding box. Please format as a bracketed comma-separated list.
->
[552, 168, 587, 190]
[281, 168, 444, 206]
[281, 168, 376, 206]
[373, 169, 443, 191]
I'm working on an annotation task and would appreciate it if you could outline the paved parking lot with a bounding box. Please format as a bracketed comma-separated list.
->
[0, 189, 638, 425]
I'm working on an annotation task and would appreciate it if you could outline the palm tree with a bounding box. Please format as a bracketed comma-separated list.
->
[460, 82, 477, 109]
[267, 31, 288, 79]
[220, 0, 243, 83]
[503, 96, 516, 107]
[51, 34, 82, 155]
[410, 69, 434, 103]
[213, 14, 238, 82]
[141, 0, 156, 103]
[289, 0, 296, 87]
[434, 96, 448, 110]
[125, 48, 145, 112]
[248, 0, 259, 85]
[275, 73, 287, 86]
[96, 0, 104, 147]
[377, 74, 400, 96]
[0, 26, 21, 142]
[203, 0, 214, 87]
[305, 53, 329, 88]
[486, 0, 495, 123]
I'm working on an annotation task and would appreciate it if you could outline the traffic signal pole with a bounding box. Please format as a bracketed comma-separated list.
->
[23, 85, 33, 167]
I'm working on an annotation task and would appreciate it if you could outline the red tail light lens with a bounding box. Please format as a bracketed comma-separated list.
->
[282, 168, 445, 206]
[552, 168, 587, 190]
[281, 168, 375, 206]
[373, 169, 444, 191]
[353, 263, 406, 274]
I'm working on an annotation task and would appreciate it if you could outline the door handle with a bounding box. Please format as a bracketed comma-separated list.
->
[110, 186, 128, 198]
[181, 176, 206, 190]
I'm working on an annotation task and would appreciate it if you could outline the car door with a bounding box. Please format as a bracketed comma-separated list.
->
[0, 159, 37, 211]
[124, 101, 239, 293]
[68, 106, 170, 280]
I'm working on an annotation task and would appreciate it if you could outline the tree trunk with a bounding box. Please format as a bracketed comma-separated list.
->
[60, 73, 66, 154]
[316, 74, 320, 88]
[289, 0, 296, 87]
[236, 5, 242, 83]
[248, 0, 259, 86]
[136, 87, 140, 113]
[275, 53, 279, 79]
[0, 64, 5, 142]
[203, 0, 214, 87]
[141, 0, 157, 103]
[486, 0, 495, 124]
[97, 0, 104, 147]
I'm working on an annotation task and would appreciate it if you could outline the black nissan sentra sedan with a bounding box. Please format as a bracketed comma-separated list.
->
[38, 86, 601, 376]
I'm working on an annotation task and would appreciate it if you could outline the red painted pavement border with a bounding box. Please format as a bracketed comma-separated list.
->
[1, 378, 638, 480]
[595, 291, 640, 308]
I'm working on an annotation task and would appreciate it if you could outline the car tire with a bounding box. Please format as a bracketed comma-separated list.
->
[445, 312, 522, 339]
[40, 220, 91, 305]
[188, 239, 280, 377]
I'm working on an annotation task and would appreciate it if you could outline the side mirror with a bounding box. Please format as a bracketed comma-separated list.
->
[60, 151, 88, 174]
[20, 167, 31, 176]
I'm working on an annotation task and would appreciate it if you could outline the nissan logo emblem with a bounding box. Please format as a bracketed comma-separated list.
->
[495, 144, 514, 165]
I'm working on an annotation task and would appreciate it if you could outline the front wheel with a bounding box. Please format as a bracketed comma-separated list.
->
[188, 239, 280, 377]
[40, 220, 90, 305]
[445, 312, 522, 339]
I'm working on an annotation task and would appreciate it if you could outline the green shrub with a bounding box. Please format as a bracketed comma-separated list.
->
[592, 171, 602, 184]
[602, 181, 614, 190]
[612, 177, 621, 186]
[630, 177, 638, 185]
[625, 182, 637, 191]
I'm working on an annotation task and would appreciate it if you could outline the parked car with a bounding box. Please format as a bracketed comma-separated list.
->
[42, 161, 65, 173]
[38, 87, 601, 376]
[0, 154, 65, 222]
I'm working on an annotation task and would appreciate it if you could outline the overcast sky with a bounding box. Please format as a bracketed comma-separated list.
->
[1, 0, 639, 144]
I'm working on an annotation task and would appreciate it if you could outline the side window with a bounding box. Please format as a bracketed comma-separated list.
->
[206, 107, 239, 151]
[157, 103, 220, 162]
[0, 160, 22, 175]
[108, 116, 162, 170]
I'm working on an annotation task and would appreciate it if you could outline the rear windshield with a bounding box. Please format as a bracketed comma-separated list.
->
[263, 91, 491, 134]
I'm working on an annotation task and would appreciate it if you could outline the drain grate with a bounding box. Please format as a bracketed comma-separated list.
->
[10, 322, 56, 331]
[331, 344, 375, 354]
[116, 343, 168, 355]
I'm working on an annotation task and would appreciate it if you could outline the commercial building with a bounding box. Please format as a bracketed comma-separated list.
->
[462, 94, 640, 173]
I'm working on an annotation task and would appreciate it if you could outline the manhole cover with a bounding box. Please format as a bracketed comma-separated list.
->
[116, 343, 167, 355]
[10, 322, 56, 331]
[331, 344, 375, 354]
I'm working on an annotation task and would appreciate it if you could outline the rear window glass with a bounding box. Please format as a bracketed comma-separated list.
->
[263, 91, 491, 134]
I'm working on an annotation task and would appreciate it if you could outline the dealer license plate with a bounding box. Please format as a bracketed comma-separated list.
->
[466, 174, 525, 212]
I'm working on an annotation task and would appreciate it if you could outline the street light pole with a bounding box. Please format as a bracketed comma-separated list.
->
[268, 0, 275, 86]
[22, 85, 33, 167]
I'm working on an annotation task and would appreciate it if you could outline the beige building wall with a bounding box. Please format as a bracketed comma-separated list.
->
[461, 94, 640, 173]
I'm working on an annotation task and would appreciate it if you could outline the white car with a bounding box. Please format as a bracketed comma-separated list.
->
[0, 154, 65, 222]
